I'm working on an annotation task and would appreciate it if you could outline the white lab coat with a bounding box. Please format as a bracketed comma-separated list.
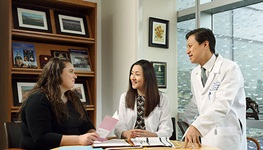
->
[182, 54, 247, 150]
[114, 92, 173, 139]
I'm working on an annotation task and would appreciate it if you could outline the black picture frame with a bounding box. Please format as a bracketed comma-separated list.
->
[12, 77, 91, 106]
[12, 3, 52, 33]
[12, 77, 37, 106]
[74, 79, 91, 105]
[149, 17, 169, 48]
[69, 49, 92, 72]
[54, 11, 89, 37]
[152, 61, 167, 88]
[50, 50, 70, 60]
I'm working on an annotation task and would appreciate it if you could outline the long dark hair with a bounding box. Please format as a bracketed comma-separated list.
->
[19, 58, 86, 122]
[125, 59, 160, 117]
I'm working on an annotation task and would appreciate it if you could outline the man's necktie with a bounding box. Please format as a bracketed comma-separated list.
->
[201, 67, 207, 87]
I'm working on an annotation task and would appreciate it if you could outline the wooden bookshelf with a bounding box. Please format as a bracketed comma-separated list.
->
[1, 0, 97, 125]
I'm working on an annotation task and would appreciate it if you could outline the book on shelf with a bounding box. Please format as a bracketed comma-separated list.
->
[12, 42, 37, 68]
[69, 49, 91, 72]
[93, 137, 174, 148]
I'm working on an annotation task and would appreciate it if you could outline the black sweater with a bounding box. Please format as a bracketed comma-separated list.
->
[20, 92, 95, 150]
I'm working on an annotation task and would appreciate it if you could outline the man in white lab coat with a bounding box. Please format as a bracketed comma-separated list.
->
[182, 28, 246, 150]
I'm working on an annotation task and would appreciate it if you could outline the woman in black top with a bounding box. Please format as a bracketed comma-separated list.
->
[19, 58, 99, 149]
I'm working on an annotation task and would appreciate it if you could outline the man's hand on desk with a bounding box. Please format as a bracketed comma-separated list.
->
[184, 125, 202, 148]
[122, 129, 157, 139]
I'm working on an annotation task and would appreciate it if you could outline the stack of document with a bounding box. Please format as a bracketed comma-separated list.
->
[132, 137, 174, 147]
[93, 137, 174, 148]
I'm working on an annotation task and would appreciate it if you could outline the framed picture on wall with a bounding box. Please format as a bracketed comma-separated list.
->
[149, 17, 169, 48]
[12, 4, 52, 33]
[152, 61, 167, 88]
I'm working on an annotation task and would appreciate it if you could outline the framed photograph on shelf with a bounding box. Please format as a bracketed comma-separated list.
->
[152, 61, 167, 88]
[149, 17, 169, 48]
[12, 80, 36, 106]
[69, 49, 92, 72]
[50, 50, 70, 60]
[54, 11, 89, 37]
[72, 80, 90, 104]
[12, 4, 52, 33]
[12, 42, 37, 68]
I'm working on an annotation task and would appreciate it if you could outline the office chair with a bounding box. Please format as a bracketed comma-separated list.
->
[4, 121, 22, 148]
[177, 120, 189, 136]
[177, 120, 202, 142]
[169, 117, 176, 140]
[247, 137, 260, 150]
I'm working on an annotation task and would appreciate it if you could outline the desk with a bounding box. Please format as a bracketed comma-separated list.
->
[52, 141, 220, 150]
[4, 141, 220, 150]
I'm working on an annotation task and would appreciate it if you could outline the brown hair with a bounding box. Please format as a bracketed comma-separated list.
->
[19, 58, 86, 122]
[125, 59, 160, 117]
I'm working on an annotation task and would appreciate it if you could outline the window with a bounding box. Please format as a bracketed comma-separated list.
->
[177, 19, 195, 112]
[177, 1, 263, 147]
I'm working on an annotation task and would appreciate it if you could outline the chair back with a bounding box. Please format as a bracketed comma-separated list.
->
[4, 121, 22, 148]
[177, 120, 189, 135]
[247, 137, 260, 150]
[169, 117, 176, 140]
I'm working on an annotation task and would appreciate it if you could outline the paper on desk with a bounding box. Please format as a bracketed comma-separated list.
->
[58, 146, 102, 150]
[132, 137, 174, 147]
[96, 115, 119, 141]
[93, 139, 133, 147]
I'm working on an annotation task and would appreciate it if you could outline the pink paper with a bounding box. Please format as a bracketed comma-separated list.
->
[97, 115, 118, 141]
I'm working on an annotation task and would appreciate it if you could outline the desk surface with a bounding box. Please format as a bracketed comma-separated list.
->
[4, 141, 220, 150]
[52, 141, 220, 150]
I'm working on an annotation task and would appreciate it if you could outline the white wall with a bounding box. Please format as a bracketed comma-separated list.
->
[101, 0, 138, 121]
[138, 0, 177, 117]
[101, 0, 178, 125]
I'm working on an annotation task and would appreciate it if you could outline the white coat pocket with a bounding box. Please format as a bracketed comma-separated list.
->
[213, 126, 241, 150]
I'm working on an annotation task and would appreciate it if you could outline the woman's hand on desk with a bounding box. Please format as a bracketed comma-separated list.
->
[79, 132, 99, 145]
[60, 132, 99, 146]
[184, 125, 202, 148]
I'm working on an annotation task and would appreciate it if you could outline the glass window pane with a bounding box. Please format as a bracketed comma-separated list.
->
[213, 11, 233, 59]
[213, 3, 263, 146]
[214, 3, 263, 115]
[200, 0, 212, 5]
[232, 4, 263, 115]
[177, 19, 195, 112]
[177, 0, 195, 11]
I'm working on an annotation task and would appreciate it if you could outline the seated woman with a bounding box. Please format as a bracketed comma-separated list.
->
[19, 58, 99, 150]
[114, 59, 172, 139]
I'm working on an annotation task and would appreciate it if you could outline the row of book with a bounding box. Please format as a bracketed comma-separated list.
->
[12, 42, 92, 72]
